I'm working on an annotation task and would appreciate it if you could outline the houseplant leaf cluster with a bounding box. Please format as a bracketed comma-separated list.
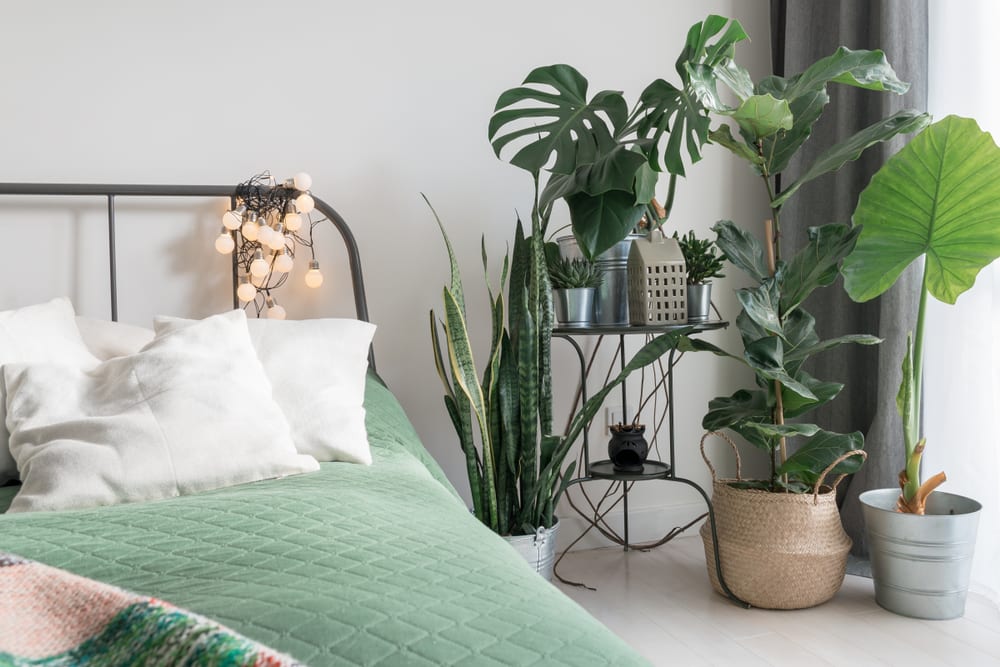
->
[674, 230, 726, 285]
[844, 114, 1000, 513]
[548, 256, 603, 290]
[678, 34, 932, 492]
[488, 16, 749, 259]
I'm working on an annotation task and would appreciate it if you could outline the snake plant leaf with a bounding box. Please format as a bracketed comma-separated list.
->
[516, 286, 538, 511]
[727, 94, 793, 140]
[489, 64, 628, 175]
[780, 372, 845, 419]
[777, 430, 865, 487]
[427, 194, 465, 315]
[565, 189, 647, 259]
[772, 110, 930, 208]
[844, 115, 1000, 305]
[636, 15, 748, 176]
[744, 337, 816, 400]
[779, 223, 861, 314]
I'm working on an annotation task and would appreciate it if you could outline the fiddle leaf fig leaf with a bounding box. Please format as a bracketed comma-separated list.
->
[709, 125, 764, 170]
[712, 219, 769, 282]
[772, 110, 930, 208]
[727, 94, 792, 140]
[743, 337, 816, 400]
[489, 64, 628, 174]
[736, 280, 782, 336]
[844, 115, 1000, 305]
[779, 223, 861, 315]
[784, 334, 881, 365]
[777, 430, 865, 487]
[742, 422, 820, 439]
[780, 372, 844, 418]
[702, 389, 770, 431]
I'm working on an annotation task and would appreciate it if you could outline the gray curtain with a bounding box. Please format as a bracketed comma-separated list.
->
[769, 0, 927, 554]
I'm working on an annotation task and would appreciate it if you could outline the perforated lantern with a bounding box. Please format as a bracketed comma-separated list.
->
[627, 231, 687, 325]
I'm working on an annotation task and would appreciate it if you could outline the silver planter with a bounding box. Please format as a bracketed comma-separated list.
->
[504, 519, 560, 581]
[557, 235, 640, 326]
[687, 282, 713, 322]
[552, 287, 595, 327]
[860, 489, 982, 620]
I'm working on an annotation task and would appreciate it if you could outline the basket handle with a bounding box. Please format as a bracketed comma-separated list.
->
[812, 449, 867, 505]
[699, 431, 742, 482]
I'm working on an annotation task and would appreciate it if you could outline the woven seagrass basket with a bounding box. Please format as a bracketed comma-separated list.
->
[699, 432, 866, 609]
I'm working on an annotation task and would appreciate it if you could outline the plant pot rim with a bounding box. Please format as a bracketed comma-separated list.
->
[860, 488, 982, 516]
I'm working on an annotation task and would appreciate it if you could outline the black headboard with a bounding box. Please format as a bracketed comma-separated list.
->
[0, 182, 374, 368]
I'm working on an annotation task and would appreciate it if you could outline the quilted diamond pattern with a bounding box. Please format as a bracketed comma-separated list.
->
[0, 380, 644, 666]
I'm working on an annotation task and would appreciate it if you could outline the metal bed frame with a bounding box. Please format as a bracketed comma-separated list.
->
[0, 182, 374, 368]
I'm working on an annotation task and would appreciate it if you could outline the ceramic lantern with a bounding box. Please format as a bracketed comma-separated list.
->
[627, 231, 687, 325]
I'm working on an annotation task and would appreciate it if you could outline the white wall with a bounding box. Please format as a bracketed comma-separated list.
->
[0, 1, 772, 546]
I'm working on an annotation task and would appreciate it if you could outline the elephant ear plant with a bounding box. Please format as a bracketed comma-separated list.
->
[679, 36, 932, 490]
[488, 16, 749, 259]
[427, 200, 690, 535]
[843, 115, 1000, 514]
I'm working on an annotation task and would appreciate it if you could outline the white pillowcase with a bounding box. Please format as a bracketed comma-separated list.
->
[4, 309, 319, 513]
[75, 316, 155, 361]
[0, 298, 100, 484]
[155, 315, 376, 465]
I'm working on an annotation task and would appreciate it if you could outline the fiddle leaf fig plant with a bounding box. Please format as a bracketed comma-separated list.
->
[843, 115, 1000, 514]
[677, 28, 932, 491]
[489, 16, 749, 259]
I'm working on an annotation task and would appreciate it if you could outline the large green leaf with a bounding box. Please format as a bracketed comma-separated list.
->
[736, 280, 782, 337]
[780, 371, 844, 418]
[727, 93, 793, 140]
[743, 337, 816, 399]
[777, 430, 865, 487]
[703, 389, 770, 430]
[712, 219, 769, 282]
[844, 115, 1000, 304]
[772, 110, 930, 208]
[565, 189, 647, 259]
[539, 144, 647, 209]
[489, 64, 628, 174]
[742, 422, 820, 440]
[779, 223, 861, 315]
[708, 125, 763, 170]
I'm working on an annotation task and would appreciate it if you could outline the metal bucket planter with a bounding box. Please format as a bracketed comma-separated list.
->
[686, 282, 713, 322]
[504, 519, 560, 581]
[557, 235, 641, 326]
[860, 489, 982, 620]
[552, 287, 595, 327]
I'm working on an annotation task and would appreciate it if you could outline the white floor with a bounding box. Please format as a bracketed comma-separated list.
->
[555, 536, 1000, 667]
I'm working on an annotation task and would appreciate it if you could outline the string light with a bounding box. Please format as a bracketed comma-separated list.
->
[216, 171, 332, 318]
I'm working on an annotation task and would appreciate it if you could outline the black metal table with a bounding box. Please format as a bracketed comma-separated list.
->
[554, 320, 748, 606]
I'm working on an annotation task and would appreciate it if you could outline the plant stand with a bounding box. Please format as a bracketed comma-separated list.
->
[553, 321, 748, 607]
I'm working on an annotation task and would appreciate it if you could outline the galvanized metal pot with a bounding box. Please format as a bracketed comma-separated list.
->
[686, 282, 713, 322]
[557, 235, 640, 326]
[504, 519, 560, 581]
[860, 488, 982, 620]
[552, 287, 595, 327]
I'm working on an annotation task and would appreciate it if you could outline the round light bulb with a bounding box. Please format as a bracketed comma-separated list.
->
[215, 231, 235, 254]
[295, 193, 315, 213]
[283, 211, 302, 232]
[293, 172, 312, 191]
[222, 209, 242, 230]
[304, 260, 324, 288]
[250, 249, 269, 278]
[236, 278, 257, 302]
[242, 218, 259, 241]
[265, 297, 286, 320]
[267, 230, 286, 251]
[250, 271, 267, 287]
[257, 224, 274, 247]
[274, 252, 294, 273]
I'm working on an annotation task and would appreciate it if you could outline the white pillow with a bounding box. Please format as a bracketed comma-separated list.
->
[4, 309, 319, 513]
[155, 315, 376, 465]
[0, 298, 100, 484]
[75, 316, 155, 360]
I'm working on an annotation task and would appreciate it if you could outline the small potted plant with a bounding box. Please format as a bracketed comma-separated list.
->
[549, 257, 603, 327]
[674, 230, 725, 322]
[843, 115, 1000, 619]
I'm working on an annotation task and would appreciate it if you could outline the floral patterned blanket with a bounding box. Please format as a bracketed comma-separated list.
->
[0, 553, 303, 666]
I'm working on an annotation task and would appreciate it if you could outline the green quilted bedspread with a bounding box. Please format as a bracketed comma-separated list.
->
[0, 378, 643, 666]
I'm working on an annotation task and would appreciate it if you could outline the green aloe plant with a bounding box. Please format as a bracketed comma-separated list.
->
[488, 16, 749, 259]
[428, 198, 691, 534]
[548, 256, 603, 290]
[677, 31, 932, 491]
[843, 115, 1000, 513]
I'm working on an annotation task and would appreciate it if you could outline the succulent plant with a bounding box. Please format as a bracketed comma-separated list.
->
[674, 230, 726, 285]
[548, 257, 604, 289]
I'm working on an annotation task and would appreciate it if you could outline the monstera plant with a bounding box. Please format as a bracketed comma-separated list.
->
[681, 39, 931, 490]
[488, 16, 749, 259]
[844, 115, 1000, 514]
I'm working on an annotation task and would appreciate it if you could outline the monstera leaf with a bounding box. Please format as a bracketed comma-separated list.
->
[489, 64, 628, 175]
[844, 115, 1000, 304]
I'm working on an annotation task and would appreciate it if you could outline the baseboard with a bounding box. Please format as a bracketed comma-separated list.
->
[555, 501, 708, 552]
